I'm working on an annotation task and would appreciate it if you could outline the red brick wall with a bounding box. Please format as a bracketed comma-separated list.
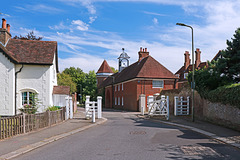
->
[104, 79, 176, 111]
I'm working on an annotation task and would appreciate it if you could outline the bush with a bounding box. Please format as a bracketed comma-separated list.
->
[46, 106, 61, 111]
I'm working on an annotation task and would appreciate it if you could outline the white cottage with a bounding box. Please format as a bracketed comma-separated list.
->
[0, 18, 61, 115]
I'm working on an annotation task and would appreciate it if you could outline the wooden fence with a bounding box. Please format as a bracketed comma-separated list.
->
[0, 107, 66, 140]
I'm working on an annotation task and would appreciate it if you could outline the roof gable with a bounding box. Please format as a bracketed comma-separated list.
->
[97, 60, 113, 73]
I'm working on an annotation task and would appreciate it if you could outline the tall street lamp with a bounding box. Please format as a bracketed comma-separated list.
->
[176, 23, 195, 122]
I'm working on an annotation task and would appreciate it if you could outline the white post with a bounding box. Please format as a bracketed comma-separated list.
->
[69, 97, 73, 119]
[187, 96, 190, 115]
[85, 96, 90, 119]
[139, 94, 146, 115]
[65, 96, 69, 120]
[167, 96, 169, 120]
[92, 106, 95, 123]
[174, 96, 178, 116]
[97, 96, 102, 119]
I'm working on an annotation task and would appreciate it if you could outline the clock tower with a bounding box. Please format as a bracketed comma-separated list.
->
[118, 48, 130, 72]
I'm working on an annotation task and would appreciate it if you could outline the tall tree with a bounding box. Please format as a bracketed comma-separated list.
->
[216, 28, 240, 83]
[13, 31, 43, 40]
[110, 66, 118, 73]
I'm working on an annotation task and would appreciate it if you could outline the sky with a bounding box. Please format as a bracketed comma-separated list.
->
[1, 0, 240, 73]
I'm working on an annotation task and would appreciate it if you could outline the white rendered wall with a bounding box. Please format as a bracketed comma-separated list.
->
[49, 54, 58, 106]
[0, 52, 15, 116]
[16, 64, 52, 113]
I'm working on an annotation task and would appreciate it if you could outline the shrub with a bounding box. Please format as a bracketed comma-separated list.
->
[46, 106, 61, 111]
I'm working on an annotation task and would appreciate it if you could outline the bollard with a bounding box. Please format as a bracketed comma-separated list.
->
[174, 96, 178, 116]
[97, 96, 102, 119]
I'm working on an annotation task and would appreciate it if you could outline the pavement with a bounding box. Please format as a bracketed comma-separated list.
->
[0, 108, 239, 159]
[0, 107, 107, 160]
[140, 114, 240, 150]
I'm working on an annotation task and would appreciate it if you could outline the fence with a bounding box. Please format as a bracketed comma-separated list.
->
[85, 96, 102, 123]
[0, 107, 66, 140]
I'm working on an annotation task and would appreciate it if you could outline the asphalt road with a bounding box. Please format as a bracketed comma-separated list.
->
[13, 110, 240, 160]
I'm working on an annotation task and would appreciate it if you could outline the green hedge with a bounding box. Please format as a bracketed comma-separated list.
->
[207, 83, 240, 108]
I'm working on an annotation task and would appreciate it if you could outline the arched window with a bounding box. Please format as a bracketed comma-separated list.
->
[22, 92, 35, 105]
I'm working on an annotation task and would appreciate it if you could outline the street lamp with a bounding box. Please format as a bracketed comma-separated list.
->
[176, 23, 195, 122]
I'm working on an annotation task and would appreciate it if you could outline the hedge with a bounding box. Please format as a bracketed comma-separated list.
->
[207, 83, 240, 108]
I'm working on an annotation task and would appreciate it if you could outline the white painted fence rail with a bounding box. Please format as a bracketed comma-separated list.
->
[148, 95, 169, 120]
[174, 96, 190, 116]
[85, 96, 102, 123]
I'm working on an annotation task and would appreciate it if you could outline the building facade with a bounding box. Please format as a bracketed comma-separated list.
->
[0, 18, 59, 115]
[97, 47, 178, 111]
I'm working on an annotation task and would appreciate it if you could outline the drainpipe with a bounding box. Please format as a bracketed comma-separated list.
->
[15, 64, 24, 115]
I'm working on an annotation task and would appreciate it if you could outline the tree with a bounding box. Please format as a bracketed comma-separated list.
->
[83, 70, 97, 101]
[13, 31, 43, 40]
[216, 28, 240, 83]
[110, 66, 118, 73]
[57, 72, 77, 93]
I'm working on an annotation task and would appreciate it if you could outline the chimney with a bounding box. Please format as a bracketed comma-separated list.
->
[0, 18, 11, 46]
[184, 51, 190, 70]
[2, 19, 6, 29]
[7, 24, 10, 33]
[138, 47, 149, 61]
[195, 48, 201, 68]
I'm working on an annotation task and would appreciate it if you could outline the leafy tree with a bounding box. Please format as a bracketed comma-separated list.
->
[110, 66, 118, 73]
[215, 28, 240, 83]
[13, 31, 43, 40]
[57, 72, 77, 93]
[83, 70, 97, 101]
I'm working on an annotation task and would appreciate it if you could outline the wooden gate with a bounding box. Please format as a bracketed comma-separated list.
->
[148, 95, 169, 120]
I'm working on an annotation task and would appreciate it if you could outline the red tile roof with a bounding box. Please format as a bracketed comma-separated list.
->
[97, 60, 113, 73]
[6, 39, 57, 65]
[99, 56, 178, 88]
[53, 86, 70, 95]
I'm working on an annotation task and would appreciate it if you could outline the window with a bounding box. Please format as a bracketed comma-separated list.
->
[175, 74, 179, 78]
[152, 80, 164, 88]
[122, 83, 123, 90]
[115, 86, 117, 92]
[115, 97, 117, 105]
[118, 85, 120, 91]
[184, 73, 188, 79]
[118, 97, 120, 105]
[122, 97, 124, 106]
[22, 92, 35, 105]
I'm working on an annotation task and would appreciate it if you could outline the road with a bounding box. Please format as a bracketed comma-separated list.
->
[14, 110, 240, 160]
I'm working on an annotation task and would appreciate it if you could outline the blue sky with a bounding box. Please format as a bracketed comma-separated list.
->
[1, 0, 240, 73]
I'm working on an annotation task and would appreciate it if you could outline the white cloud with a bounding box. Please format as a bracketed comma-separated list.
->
[152, 18, 158, 25]
[49, 22, 69, 30]
[81, 1, 96, 14]
[71, 20, 89, 31]
[15, 4, 63, 14]
[143, 11, 166, 16]
[89, 16, 97, 24]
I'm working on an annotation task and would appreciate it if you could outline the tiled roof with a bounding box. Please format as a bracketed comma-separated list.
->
[53, 86, 70, 95]
[5, 39, 57, 65]
[99, 56, 178, 88]
[97, 60, 113, 73]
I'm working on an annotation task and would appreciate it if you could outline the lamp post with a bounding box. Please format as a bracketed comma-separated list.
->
[176, 23, 195, 122]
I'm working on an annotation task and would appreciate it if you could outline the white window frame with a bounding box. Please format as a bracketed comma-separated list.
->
[122, 83, 123, 90]
[122, 97, 124, 106]
[118, 97, 120, 105]
[175, 74, 179, 78]
[118, 84, 120, 91]
[22, 91, 35, 106]
[152, 80, 164, 88]
[184, 73, 188, 79]
[115, 86, 117, 92]
[115, 97, 117, 105]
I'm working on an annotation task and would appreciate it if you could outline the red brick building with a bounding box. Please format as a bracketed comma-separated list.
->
[175, 48, 208, 88]
[97, 47, 178, 111]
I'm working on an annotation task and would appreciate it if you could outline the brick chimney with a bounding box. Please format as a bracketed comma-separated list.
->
[184, 51, 190, 70]
[138, 47, 149, 61]
[0, 18, 11, 46]
[195, 48, 201, 68]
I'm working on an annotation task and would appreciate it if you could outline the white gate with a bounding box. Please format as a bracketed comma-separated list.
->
[148, 95, 169, 120]
[85, 96, 102, 122]
[174, 96, 190, 116]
